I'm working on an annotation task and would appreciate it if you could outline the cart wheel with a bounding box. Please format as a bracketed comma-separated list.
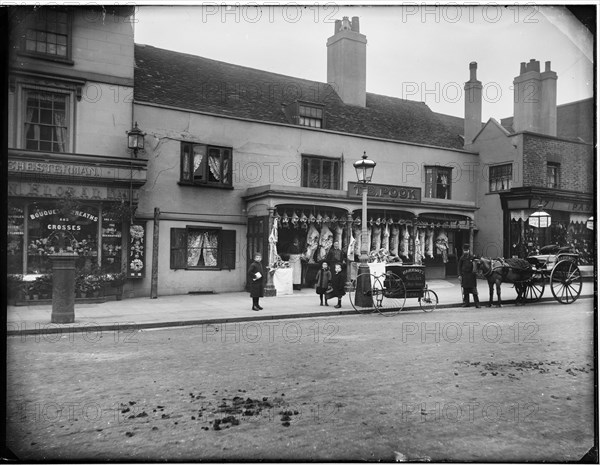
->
[374, 272, 406, 316]
[524, 271, 545, 302]
[550, 260, 582, 304]
[419, 289, 438, 312]
[349, 272, 378, 314]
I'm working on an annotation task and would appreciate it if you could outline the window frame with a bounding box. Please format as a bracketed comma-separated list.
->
[180, 142, 233, 188]
[489, 163, 513, 192]
[424, 165, 453, 199]
[170, 227, 236, 270]
[18, 8, 74, 64]
[301, 154, 341, 190]
[19, 84, 74, 153]
[547, 162, 560, 189]
[297, 102, 325, 128]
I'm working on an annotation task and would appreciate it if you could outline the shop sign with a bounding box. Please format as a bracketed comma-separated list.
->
[8, 160, 102, 177]
[8, 159, 146, 182]
[128, 222, 146, 278]
[8, 182, 136, 201]
[348, 182, 421, 202]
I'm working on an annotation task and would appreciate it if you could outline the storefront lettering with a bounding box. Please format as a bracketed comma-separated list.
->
[30, 209, 98, 222]
[47, 224, 82, 231]
[348, 182, 421, 202]
[8, 182, 127, 201]
[8, 160, 102, 177]
[571, 203, 592, 213]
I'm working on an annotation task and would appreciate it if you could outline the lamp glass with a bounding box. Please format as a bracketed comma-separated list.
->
[127, 123, 145, 150]
[528, 210, 551, 228]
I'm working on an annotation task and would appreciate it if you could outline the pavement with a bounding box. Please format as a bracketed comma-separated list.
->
[6, 277, 596, 336]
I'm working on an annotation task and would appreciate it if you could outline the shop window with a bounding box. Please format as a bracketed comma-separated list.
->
[23, 89, 70, 152]
[301, 155, 340, 190]
[180, 143, 232, 187]
[547, 163, 560, 189]
[7, 205, 25, 274]
[425, 166, 452, 199]
[26, 203, 99, 274]
[170, 228, 236, 270]
[19, 8, 72, 61]
[489, 164, 512, 192]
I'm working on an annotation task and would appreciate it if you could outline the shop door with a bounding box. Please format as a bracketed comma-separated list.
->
[246, 216, 269, 289]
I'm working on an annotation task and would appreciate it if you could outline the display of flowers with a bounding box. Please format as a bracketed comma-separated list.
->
[130, 224, 144, 239]
[102, 243, 122, 257]
[28, 238, 54, 255]
[130, 259, 144, 272]
[72, 239, 95, 256]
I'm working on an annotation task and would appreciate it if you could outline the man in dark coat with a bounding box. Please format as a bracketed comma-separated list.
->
[325, 240, 344, 267]
[457, 244, 480, 308]
[248, 253, 265, 311]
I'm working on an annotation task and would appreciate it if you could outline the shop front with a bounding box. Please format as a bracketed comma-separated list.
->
[7, 150, 147, 302]
[243, 183, 476, 294]
[501, 187, 594, 264]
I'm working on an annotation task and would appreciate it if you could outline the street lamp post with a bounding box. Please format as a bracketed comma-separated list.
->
[353, 152, 376, 307]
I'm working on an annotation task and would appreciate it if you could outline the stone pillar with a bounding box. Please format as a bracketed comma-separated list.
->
[49, 253, 78, 323]
[264, 207, 277, 297]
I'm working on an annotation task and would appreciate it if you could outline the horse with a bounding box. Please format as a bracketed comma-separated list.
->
[473, 257, 533, 307]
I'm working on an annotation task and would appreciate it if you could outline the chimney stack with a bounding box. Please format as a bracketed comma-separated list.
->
[540, 61, 557, 136]
[513, 59, 557, 136]
[327, 16, 367, 107]
[464, 61, 482, 146]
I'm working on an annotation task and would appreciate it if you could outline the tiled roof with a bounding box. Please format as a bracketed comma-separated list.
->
[134, 44, 465, 150]
[500, 98, 593, 143]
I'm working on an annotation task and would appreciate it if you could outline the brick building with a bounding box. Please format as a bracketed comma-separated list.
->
[468, 60, 594, 263]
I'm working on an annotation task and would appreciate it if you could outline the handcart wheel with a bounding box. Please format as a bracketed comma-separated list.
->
[523, 271, 545, 302]
[374, 272, 406, 316]
[349, 272, 378, 314]
[550, 260, 582, 304]
[419, 288, 438, 312]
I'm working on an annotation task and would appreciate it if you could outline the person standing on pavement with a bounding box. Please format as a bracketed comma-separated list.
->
[325, 240, 344, 268]
[248, 253, 265, 311]
[457, 244, 480, 308]
[329, 263, 346, 309]
[315, 261, 331, 306]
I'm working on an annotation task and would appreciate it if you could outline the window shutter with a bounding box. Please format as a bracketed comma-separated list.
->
[221, 230, 236, 270]
[170, 228, 187, 269]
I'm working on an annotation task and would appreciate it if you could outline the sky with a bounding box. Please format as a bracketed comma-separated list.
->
[133, 4, 594, 121]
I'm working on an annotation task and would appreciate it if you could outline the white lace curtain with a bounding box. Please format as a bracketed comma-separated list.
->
[187, 231, 218, 267]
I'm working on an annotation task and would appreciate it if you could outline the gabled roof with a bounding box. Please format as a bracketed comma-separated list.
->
[500, 98, 593, 143]
[134, 44, 465, 150]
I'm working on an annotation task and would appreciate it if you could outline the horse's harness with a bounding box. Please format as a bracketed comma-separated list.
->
[478, 257, 531, 283]
[476, 258, 503, 278]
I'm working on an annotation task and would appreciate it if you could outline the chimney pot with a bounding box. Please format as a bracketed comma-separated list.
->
[469, 61, 477, 80]
[545, 61, 551, 72]
[520, 62, 526, 74]
[334, 19, 341, 34]
[351, 16, 360, 32]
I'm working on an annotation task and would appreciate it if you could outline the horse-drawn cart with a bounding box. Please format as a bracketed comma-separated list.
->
[348, 264, 438, 316]
[476, 246, 583, 306]
[524, 249, 582, 304]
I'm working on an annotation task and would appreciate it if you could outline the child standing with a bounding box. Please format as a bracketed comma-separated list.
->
[330, 263, 346, 308]
[315, 262, 331, 306]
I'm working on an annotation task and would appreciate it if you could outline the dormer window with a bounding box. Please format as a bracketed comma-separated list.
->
[298, 104, 324, 128]
[284, 101, 325, 129]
